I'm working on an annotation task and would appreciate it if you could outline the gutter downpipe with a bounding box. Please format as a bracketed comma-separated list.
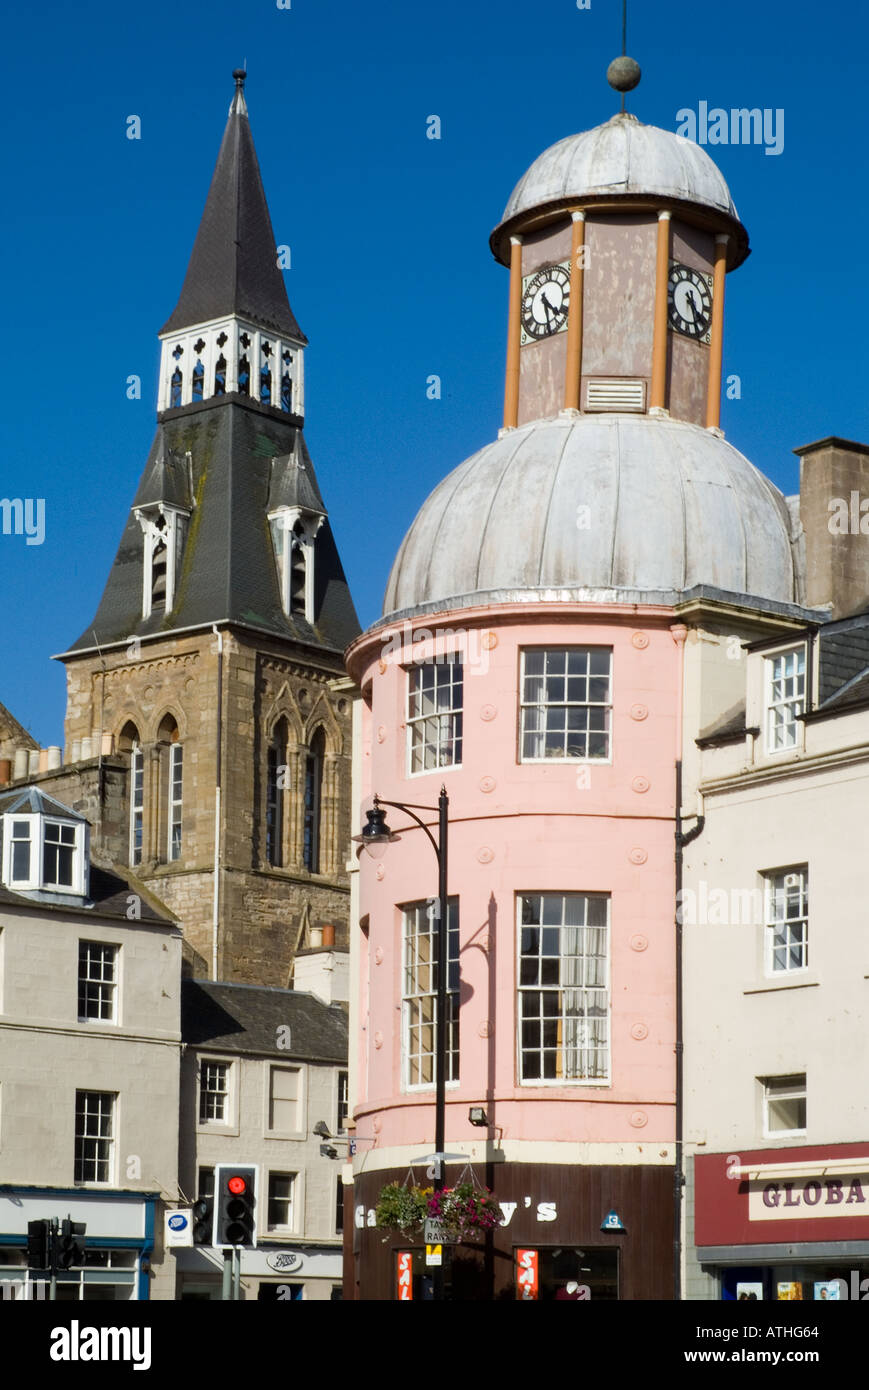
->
[212, 626, 224, 981]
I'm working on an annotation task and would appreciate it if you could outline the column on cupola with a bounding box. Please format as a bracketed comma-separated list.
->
[649, 210, 672, 413]
[503, 236, 523, 430]
[563, 211, 586, 411]
[705, 233, 729, 430]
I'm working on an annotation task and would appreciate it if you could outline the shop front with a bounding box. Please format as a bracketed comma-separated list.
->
[174, 1243, 343, 1300]
[347, 1162, 673, 1301]
[0, 1187, 158, 1300]
[694, 1143, 869, 1300]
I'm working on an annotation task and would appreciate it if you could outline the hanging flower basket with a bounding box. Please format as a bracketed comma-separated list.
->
[374, 1182, 432, 1237]
[426, 1182, 504, 1242]
[374, 1173, 504, 1244]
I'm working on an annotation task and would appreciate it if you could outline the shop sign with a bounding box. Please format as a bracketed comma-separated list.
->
[266, 1251, 304, 1273]
[749, 1176, 869, 1222]
[165, 1210, 193, 1248]
[397, 1251, 413, 1301]
[516, 1249, 539, 1300]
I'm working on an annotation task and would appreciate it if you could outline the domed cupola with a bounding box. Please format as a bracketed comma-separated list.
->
[382, 58, 802, 621]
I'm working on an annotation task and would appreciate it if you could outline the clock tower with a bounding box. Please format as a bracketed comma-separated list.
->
[494, 61, 748, 434]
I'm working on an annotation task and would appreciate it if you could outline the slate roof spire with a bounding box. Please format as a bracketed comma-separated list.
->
[160, 70, 306, 342]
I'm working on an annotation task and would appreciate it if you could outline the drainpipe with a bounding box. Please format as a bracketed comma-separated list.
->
[674, 766, 705, 1301]
[212, 626, 224, 981]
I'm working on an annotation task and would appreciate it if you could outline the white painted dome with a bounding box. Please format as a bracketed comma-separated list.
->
[497, 111, 741, 235]
[384, 415, 798, 616]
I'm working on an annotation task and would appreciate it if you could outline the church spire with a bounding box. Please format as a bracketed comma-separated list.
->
[161, 69, 304, 342]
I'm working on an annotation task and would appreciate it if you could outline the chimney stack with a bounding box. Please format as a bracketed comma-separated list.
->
[796, 437, 869, 617]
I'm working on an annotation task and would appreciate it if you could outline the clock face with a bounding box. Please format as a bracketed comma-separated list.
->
[521, 263, 571, 344]
[668, 262, 713, 343]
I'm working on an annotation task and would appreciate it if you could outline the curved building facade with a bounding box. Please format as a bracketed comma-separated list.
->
[344, 80, 825, 1301]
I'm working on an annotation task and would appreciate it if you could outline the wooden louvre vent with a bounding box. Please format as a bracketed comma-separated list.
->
[585, 378, 646, 412]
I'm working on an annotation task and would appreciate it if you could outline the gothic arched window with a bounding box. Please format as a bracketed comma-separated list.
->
[281, 351, 293, 412]
[266, 717, 289, 868]
[192, 360, 204, 402]
[303, 728, 325, 874]
[158, 714, 182, 862]
[238, 355, 250, 397]
[119, 722, 144, 867]
[214, 355, 227, 395]
[170, 368, 183, 408]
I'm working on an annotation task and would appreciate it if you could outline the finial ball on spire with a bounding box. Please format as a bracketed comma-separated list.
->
[607, 55, 641, 92]
[233, 68, 247, 85]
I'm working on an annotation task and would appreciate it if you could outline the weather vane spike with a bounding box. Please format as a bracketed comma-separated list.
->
[607, 0, 641, 114]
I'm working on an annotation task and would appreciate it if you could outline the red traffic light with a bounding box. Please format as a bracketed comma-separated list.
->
[227, 1175, 247, 1195]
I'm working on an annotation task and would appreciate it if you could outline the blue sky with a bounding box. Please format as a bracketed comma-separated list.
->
[2, 0, 867, 745]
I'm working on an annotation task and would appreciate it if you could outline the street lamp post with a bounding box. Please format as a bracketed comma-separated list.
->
[355, 786, 450, 1300]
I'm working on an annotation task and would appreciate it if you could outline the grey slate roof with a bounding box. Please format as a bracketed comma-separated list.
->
[181, 978, 347, 1063]
[0, 786, 88, 821]
[160, 80, 306, 343]
[0, 860, 174, 925]
[63, 401, 359, 655]
[267, 436, 326, 514]
[135, 431, 194, 511]
[817, 615, 869, 705]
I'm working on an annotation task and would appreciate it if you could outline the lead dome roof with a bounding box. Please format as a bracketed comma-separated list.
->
[383, 415, 799, 617]
[492, 112, 748, 267]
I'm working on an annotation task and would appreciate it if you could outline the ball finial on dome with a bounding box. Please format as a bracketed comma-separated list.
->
[607, 55, 641, 92]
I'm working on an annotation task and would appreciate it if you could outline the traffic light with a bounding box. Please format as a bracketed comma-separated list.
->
[214, 1165, 257, 1247]
[56, 1218, 87, 1271]
[192, 1195, 213, 1245]
[27, 1220, 49, 1271]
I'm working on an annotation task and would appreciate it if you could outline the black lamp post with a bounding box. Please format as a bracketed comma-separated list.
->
[354, 786, 450, 1299]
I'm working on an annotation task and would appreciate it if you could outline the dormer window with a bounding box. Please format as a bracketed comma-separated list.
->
[1, 810, 89, 897]
[269, 506, 323, 623]
[135, 503, 190, 620]
[765, 646, 806, 753]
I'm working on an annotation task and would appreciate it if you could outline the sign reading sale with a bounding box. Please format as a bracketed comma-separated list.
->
[397, 1251, 413, 1301]
[516, 1249, 539, 1300]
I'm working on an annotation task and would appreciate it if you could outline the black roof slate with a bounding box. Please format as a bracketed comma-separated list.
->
[160, 82, 305, 342]
[0, 860, 174, 925]
[181, 978, 347, 1063]
[63, 402, 359, 655]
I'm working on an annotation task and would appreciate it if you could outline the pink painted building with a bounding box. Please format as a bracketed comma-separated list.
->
[343, 70, 812, 1301]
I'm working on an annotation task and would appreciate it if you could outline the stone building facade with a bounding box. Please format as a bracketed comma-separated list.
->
[0, 71, 359, 988]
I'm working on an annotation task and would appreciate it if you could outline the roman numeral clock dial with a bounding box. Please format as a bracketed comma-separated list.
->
[667, 261, 714, 344]
[520, 262, 571, 345]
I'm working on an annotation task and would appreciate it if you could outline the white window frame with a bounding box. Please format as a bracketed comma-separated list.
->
[762, 1074, 807, 1138]
[764, 867, 808, 975]
[402, 899, 460, 1091]
[764, 645, 806, 754]
[130, 746, 144, 867]
[406, 658, 464, 776]
[265, 1064, 305, 1138]
[168, 743, 183, 861]
[266, 1171, 298, 1234]
[197, 1058, 235, 1128]
[77, 941, 119, 1024]
[1, 813, 88, 896]
[336, 1069, 349, 1135]
[74, 1090, 116, 1185]
[519, 648, 613, 764]
[517, 893, 611, 1086]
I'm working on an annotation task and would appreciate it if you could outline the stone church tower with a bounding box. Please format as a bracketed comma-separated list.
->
[55, 72, 359, 984]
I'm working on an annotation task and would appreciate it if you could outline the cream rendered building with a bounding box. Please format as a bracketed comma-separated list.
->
[0, 786, 182, 1301]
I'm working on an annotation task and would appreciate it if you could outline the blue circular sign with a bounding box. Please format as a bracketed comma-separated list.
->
[168, 1213, 189, 1231]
